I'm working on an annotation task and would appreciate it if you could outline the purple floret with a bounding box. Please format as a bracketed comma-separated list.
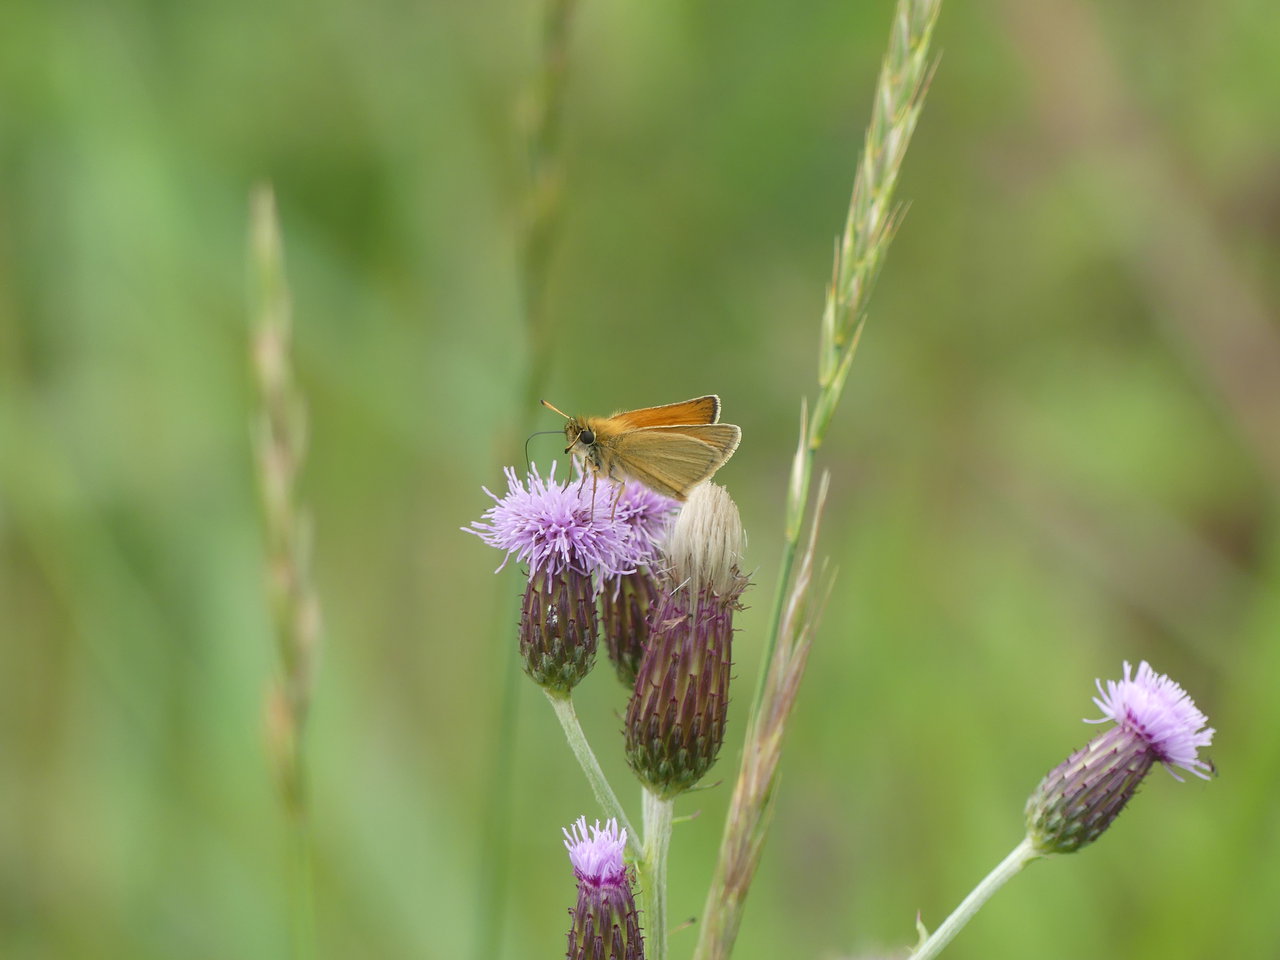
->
[1088, 660, 1215, 781]
[465, 464, 676, 582]
[611, 481, 680, 565]
[563, 817, 628, 887]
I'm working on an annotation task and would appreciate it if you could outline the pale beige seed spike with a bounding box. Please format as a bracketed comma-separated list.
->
[665, 482, 746, 597]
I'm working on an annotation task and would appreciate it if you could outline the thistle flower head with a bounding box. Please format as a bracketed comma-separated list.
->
[563, 817, 629, 886]
[1087, 660, 1215, 781]
[610, 482, 680, 561]
[465, 464, 659, 581]
[563, 817, 644, 960]
[1027, 660, 1214, 855]
[465, 466, 678, 696]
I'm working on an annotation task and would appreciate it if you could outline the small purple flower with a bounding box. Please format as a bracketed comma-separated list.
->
[610, 482, 679, 566]
[466, 464, 671, 582]
[563, 817, 629, 886]
[1026, 661, 1215, 855]
[1086, 660, 1215, 781]
[563, 817, 644, 960]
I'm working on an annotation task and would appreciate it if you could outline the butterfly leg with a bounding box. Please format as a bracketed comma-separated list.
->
[609, 480, 625, 520]
[573, 465, 592, 520]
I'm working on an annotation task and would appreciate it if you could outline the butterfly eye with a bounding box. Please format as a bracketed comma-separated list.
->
[579, 429, 595, 445]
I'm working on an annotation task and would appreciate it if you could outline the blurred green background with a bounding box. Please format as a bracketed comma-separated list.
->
[2, 0, 1278, 957]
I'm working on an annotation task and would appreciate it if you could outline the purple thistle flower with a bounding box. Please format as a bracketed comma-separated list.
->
[609, 482, 679, 565]
[563, 817, 629, 885]
[1086, 660, 1215, 781]
[563, 817, 644, 960]
[464, 465, 677, 697]
[1026, 660, 1214, 855]
[465, 464, 654, 582]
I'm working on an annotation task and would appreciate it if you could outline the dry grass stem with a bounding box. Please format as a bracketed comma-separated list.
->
[695, 475, 834, 960]
[701, 0, 945, 954]
[754, 0, 942, 702]
[250, 183, 322, 820]
[475, 6, 584, 959]
[519, 0, 581, 412]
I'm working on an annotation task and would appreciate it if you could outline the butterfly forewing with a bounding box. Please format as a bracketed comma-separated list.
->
[608, 395, 720, 429]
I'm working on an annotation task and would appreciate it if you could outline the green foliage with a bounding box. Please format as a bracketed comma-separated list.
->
[2, 1, 1276, 958]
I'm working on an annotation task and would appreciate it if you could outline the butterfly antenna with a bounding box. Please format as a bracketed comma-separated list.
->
[540, 400, 585, 451]
[524, 430, 564, 472]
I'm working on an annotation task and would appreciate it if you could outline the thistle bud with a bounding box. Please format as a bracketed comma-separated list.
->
[563, 817, 645, 960]
[599, 484, 679, 687]
[465, 465, 671, 697]
[521, 565, 600, 695]
[663, 480, 747, 598]
[1026, 660, 1214, 855]
[625, 483, 749, 797]
[600, 570, 662, 687]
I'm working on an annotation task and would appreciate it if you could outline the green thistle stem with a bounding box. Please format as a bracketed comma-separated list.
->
[909, 838, 1041, 960]
[640, 788, 675, 960]
[546, 692, 640, 855]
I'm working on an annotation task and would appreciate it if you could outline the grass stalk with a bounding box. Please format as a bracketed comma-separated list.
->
[519, 0, 580, 412]
[474, 4, 582, 959]
[249, 183, 321, 960]
[697, 1, 944, 956]
[695, 475, 833, 960]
